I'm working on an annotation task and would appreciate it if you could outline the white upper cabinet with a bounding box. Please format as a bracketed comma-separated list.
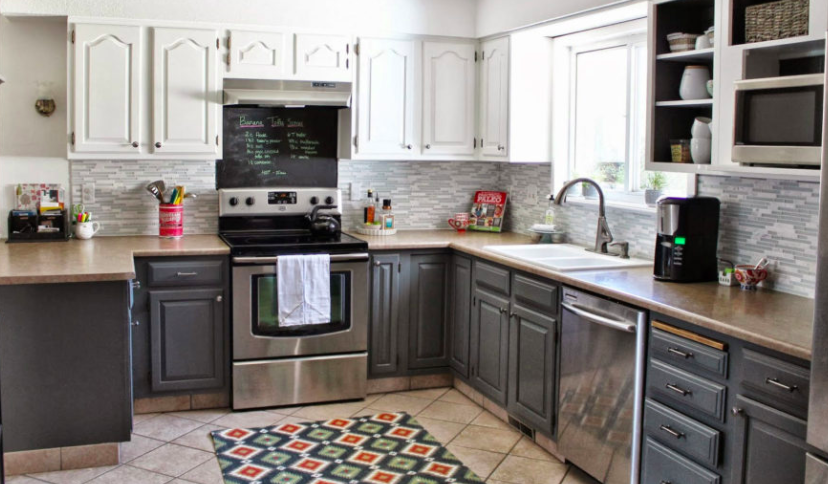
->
[422, 41, 476, 156]
[227, 30, 287, 79]
[152, 27, 219, 155]
[479, 37, 510, 158]
[72, 24, 142, 154]
[294, 34, 352, 81]
[356, 38, 417, 156]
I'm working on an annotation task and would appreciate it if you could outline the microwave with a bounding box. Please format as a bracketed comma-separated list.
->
[733, 73, 824, 166]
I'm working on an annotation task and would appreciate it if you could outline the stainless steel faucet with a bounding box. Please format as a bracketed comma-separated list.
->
[553, 177, 627, 257]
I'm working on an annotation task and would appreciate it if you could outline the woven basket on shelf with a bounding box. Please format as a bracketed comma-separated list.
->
[745, 0, 809, 43]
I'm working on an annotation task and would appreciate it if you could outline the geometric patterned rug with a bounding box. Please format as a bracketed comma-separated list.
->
[211, 411, 485, 484]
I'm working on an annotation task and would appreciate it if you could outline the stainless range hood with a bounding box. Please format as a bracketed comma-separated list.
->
[223, 79, 352, 107]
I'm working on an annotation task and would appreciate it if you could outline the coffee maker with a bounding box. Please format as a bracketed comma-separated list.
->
[654, 197, 720, 282]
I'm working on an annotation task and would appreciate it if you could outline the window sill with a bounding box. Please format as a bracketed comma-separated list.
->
[563, 196, 657, 215]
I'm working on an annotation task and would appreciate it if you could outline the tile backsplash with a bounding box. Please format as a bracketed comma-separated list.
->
[69, 159, 819, 297]
[697, 176, 819, 298]
[70, 160, 219, 236]
[338, 160, 504, 230]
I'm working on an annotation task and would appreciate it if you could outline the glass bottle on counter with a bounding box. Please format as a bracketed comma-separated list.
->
[381, 199, 395, 230]
[374, 192, 382, 224]
[363, 189, 375, 224]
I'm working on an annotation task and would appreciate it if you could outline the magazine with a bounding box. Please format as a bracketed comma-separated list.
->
[469, 191, 508, 233]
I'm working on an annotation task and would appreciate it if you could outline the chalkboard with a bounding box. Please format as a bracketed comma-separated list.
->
[217, 106, 339, 188]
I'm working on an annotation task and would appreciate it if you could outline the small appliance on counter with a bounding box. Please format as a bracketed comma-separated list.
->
[654, 196, 720, 282]
[6, 184, 70, 243]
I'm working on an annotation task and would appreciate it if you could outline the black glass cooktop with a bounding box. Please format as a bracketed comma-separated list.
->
[221, 232, 368, 256]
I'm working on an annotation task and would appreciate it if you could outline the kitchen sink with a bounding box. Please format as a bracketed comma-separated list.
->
[484, 244, 653, 272]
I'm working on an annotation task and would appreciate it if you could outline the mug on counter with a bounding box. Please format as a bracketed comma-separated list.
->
[74, 221, 101, 240]
[448, 213, 470, 233]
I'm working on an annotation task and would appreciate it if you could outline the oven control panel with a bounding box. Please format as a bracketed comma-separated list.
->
[219, 188, 341, 216]
[268, 192, 297, 205]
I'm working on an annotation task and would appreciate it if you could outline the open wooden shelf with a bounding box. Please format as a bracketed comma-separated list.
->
[656, 99, 714, 107]
[657, 48, 715, 62]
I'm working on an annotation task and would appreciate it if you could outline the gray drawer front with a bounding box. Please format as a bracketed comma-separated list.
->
[644, 398, 721, 468]
[651, 328, 728, 378]
[475, 261, 510, 296]
[649, 359, 727, 421]
[643, 437, 721, 484]
[512, 275, 557, 313]
[147, 260, 224, 287]
[742, 349, 809, 410]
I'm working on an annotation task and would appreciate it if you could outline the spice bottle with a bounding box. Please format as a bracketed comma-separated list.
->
[363, 189, 375, 224]
[381, 199, 395, 230]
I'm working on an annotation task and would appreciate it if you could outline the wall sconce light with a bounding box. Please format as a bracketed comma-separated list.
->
[35, 81, 56, 117]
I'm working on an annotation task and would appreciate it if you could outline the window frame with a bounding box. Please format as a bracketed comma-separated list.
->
[551, 19, 693, 206]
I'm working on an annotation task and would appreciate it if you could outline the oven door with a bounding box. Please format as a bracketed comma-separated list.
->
[232, 253, 369, 360]
[733, 74, 824, 166]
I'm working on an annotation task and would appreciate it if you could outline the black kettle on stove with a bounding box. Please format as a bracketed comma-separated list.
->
[306, 205, 341, 237]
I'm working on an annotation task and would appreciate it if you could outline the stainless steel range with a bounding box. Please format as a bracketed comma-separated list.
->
[219, 188, 369, 410]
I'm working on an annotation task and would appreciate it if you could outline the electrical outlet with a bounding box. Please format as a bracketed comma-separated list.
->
[350, 182, 362, 201]
[82, 183, 95, 204]
[525, 192, 538, 206]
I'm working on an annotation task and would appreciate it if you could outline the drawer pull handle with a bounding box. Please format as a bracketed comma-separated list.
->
[667, 347, 694, 359]
[765, 377, 798, 393]
[666, 383, 691, 396]
[659, 425, 685, 439]
[176, 271, 198, 277]
[660, 481, 672, 484]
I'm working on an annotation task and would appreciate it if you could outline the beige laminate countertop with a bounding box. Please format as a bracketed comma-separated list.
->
[0, 235, 229, 285]
[350, 230, 815, 361]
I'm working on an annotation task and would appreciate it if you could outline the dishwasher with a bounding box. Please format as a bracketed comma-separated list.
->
[558, 286, 647, 484]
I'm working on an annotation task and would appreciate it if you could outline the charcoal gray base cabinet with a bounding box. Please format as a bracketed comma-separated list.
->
[730, 394, 812, 484]
[469, 288, 510, 405]
[369, 253, 402, 376]
[449, 257, 560, 436]
[642, 312, 823, 484]
[0, 281, 132, 452]
[449, 255, 472, 378]
[368, 251, 450, 378]
[132, 256, 229, 399]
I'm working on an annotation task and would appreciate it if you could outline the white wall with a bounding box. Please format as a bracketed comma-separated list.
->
[0, 16, 70, 237]
[476, 0, 629, 37]
[1, 0, 477, 38]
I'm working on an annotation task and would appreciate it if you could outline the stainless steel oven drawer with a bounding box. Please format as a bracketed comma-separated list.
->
[649, 359, 727, 421]
[233, 353, 367, 410]
[644, 398, 721, 468]
[148, 260, 224, 287]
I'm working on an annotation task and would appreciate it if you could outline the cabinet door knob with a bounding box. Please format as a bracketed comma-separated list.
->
[732, 407, 744, 416]
[425, 144, 431, 149]
[374, 261, 382, 266]
[131, 320, 140, 326]
[155, 142, 162, 148]
[497, 144, 505, 151]
[131, 280, 141, 289]
[407, 144, 412, 150]
[216, 295, 223, 302]
[132, 141, 139, 148]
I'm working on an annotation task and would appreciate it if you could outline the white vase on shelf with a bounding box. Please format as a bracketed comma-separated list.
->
[691, 138, 712, 164]
[679, 66, 711, 100]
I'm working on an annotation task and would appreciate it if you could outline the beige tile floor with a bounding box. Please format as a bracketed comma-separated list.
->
[7, 387, 599, 484]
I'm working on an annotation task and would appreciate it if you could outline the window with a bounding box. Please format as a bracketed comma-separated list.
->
[552, 20, 689, 204]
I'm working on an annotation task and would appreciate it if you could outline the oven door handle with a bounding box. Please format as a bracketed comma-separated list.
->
[233, 253, 370, 264]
